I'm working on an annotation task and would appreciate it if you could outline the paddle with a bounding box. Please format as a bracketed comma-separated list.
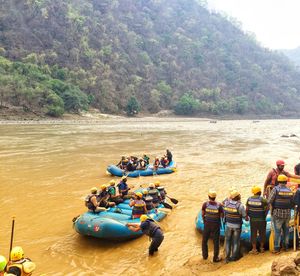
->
[161, 202, 173, 209]
[294, 206, 298, 251]
[166, 195, 178, 204]
[9, 217, 15, 261]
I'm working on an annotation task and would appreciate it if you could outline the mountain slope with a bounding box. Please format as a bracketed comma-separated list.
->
[281, 47, 300, 67]
[1, 0, 300, 117]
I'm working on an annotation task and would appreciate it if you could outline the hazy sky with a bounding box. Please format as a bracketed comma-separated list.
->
[207, 0, 300, 49]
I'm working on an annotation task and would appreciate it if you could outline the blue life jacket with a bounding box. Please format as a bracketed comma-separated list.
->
[246, 196, 266, 219]
[141, 219, 160, 237]
[204, 201, 221, 224]
[273, 185, 293, 209]
[224, 200, 242, 225]
[148, 188, 160, 204]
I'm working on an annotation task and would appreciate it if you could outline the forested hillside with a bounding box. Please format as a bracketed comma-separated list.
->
[1, 0, 300, 117]
[281, 47, 300, 68]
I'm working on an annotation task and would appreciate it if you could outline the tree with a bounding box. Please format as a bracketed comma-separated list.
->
[126, 96, 141, 116]
[174, 93, 199, 115]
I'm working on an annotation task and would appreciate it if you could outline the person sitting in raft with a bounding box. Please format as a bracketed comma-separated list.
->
[246, 185, 268, 254]
[136, 158, 147, 170]
[0, 255, 7, 276]
[263, 160, 300, 198]
[116, 156, 125, 168]
[129, 192, 148, 219]
[154, 181, 167, 202]
[143, 154, 150, 165]
[85, 187, 105, 213]
[142, 189, 154, 211]
[166, 149, 172, 162]
[160, 156, 169, 168]
[126, 215, 164, 256]
[6, 246, 36, 276]
[153, 157, 160, 170]
[97, 185, 116, 208]
[148, 183, 161, 208]
[107, 180, 123, 204]
[117, 176, 131, 199]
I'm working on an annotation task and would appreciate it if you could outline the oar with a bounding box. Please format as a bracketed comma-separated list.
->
[294, 206, 298, 251]
[166, 195, 178, 204]
[9, 217, 15, 261]
[161, 202, 173, 209]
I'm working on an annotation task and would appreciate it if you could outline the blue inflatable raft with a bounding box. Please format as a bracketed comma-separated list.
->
[106, 161, 177, 177]
[195, 210, 294, 243]
[74, 199, 168, 241]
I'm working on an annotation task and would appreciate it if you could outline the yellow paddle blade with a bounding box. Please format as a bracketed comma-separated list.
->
[288, 177, 300, 184]
[269, 229, 275, 251]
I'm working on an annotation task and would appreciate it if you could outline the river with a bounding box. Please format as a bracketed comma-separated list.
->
[1, 118, 300, 275]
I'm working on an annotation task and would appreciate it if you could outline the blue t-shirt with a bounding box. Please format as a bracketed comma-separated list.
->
[118, 181, 128, 195]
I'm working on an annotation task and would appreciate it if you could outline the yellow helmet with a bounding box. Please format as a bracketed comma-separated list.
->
[208, 189, 217, 198]
[230, 190, 240, 199]
[10, 246, 24, 261]
[135, 192, 143, 198]
[109, 180, 116, 186]
[154, 180, 160, 187]
[140, 215, 149, 222]
[100, 184, 107, 190]
[142, 189, 148, 195]
[251, 185, 261, 195]
[277, 174, 288, 182]
[0, 255, 7, 272]
[90, 187, 97, 193]
[121, 175, 127, 180]
[149, 183, 155, 188]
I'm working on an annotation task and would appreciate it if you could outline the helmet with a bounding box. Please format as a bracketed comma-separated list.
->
[251, 185, 261, 195]
[140, 215, 148, 222]
[149, 183, 155, 188]
[154, 180, 160, 187]
[10, 246, 24, 261]
[90, 187, 97, 193]
[100, 184, 107, 190]
[230, 190, 240, 199]
[142, 189, 148, 195]
[0, 255, 7, 272]
[135, 192, 143, 198]
[208, 189, 217, 198]
[121, 175, 127, 180]
[277, 174, 288, 182]
[276, 160, 285, 166]
[109, 180, 116, 186]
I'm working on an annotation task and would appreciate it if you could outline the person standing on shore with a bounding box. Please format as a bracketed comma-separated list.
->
[246, 186, 268, 254]
[201, 189, 223, 262]
[224, 190, 247, 263]
[268, 174, 294, 254]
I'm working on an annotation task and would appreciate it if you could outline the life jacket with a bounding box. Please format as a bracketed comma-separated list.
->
[270, 168, 288, 187]
[224, 200, 242, 225]
[132, 199, 146, 217]
[6, 258, 35, 276]
[85, 194, 96, 211]
[204, 201, 221, 224]
[154, 160, 160, 167]
[273, 185, 293, 209]
[117, 181, 128, 196]
[141, 219, 160, 237]
[148, 188, 160, 204]
[108, 186, 116, 197]
[246, 196, 266, 219]
[157, 187, 166, 201]
[143, 195, 154, 210]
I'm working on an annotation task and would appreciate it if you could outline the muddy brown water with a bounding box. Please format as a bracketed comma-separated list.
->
[1, 118, 300, 275]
